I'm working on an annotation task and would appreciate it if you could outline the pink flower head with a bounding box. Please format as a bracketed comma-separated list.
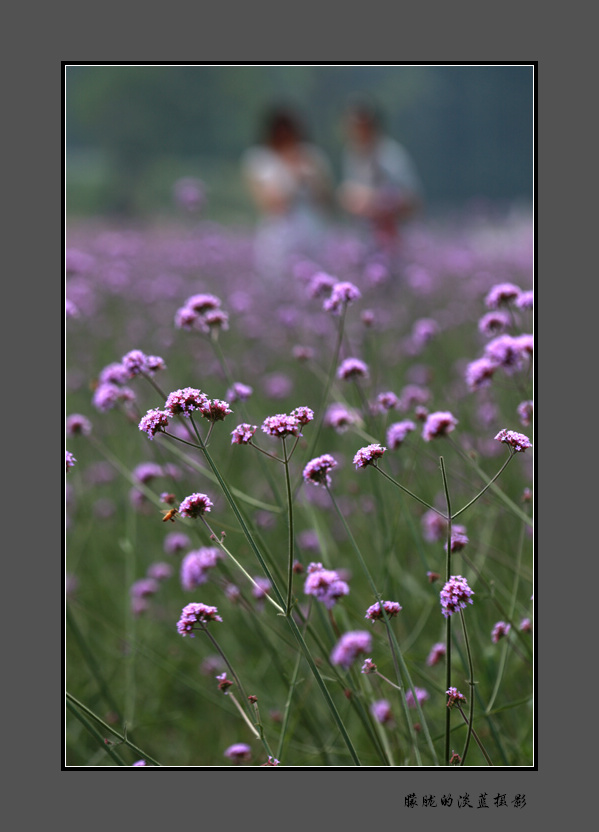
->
[226, 382, 253, 402]
[139, 408, 170, 439]
[516, 290, 534, 310]
[178, 492, 213, 518]
[370, 699, 393, 724]
[517, 400, 534, 427]
[176, 602, 222, 636]
[405, 687, 429, 708]
[337, 357, 369, 381]
[325, 403, 359, 433]
[426, 642, 446, 667]
[180, 548, 222, 590]
[251, 576, 272, 600]
[200, 398, 233, 422]
[365, 600, 402, 622]
[130, 577, 159, 599]
[290, 406, 314, 426]
[224, 743, 251, 764]
[93, 382, 136, 412]
[66, 450, 77, 473]
[491, 621, 511, 643]
[353, 443, 386, 469]
[374, 391, 400, 412]
[303, 562, 349, 609]
[307, 271, 337, 298]
[386, 420, 416, 449]
[164, 387, 209, 418]
[66, 414, 92, 437]
[484, 334, 528, 374]
[361, 658, 377, 675]
[444, 525, 469, 553]
[98, 362, 130, 386]
[494, 429, 532, 452]
[261, 413, 302, 438]
[174, 305, 199, 330]
[422, 411, 458, 441]
[465, 357, 499, 391]
[231, 423, 258, 445]
[303, 454, 338, 488]
[478, 310, 510, 337]
[446, 687, 466, 708]
[122, 349, 149, 377]
[163, 531, 191, 555]
[132, 760, 147, 767]
[184, 293, 222, 314]
[323, 281, 362, 314]
[440, 575, 474, 618]
[485, 282, 522, 309]
[330, 630, 372, 669]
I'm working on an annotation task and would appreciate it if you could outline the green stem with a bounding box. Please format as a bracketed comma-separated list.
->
[66, 698, 127, 766]
[282, 437, 295, 615]
[459, 610, 475, 765]
[440, 456, 452, 766]
[451, 450, 515, 520]
[374, 465, 447, 517]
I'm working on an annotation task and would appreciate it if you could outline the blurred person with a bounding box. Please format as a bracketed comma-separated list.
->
[242, 105, 334, 279]
[338, 96, 423, 253]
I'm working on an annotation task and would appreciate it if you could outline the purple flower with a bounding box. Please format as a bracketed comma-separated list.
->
[330, 630, 372, 669]
[374, 391, 400, 412]
[353, 443, 386, 469]
[491, 621, 511, 643]
[251, 576, 272, 600]
[370, 699, 393, 725]
[444, 525, 469, 553]
[337, 357, 369, 381]
[290, 406, 314, 426]
[422, 411, 458, 441]
[440, 575, 474, 618]
[405, 687, 429, 708]
[303, 562, 349, 609]
[176, 602, 222, 636]
[517, 400, 534, 427]
[485, 282, 522, 308]
[465, 357, 499, 391]
[307, 271, 337, 298]
[224, 743, 252, 763]
[163, 531, 191, 555]
[184, 293, 222, 313]
[98, 362, 130, 386]
[361, 658, 377, 675]
[426, 642, 446, 667]
[399, 384, 430, 410]
[132, 760, 147, 767]
[231, 423, 258, 444]
[324, 403, 359, 433]
[130, 577, 159, 600]
[164, 387, 209, 418]
[386, 420, 416, 449]
[65, 298, 80, 319]
[200, 398, 233, 422]
[93, 382, 136, 412]
[66, 414, 92, 437]
[146, 355, 166, 374]
[139, 408, 170, 440]
[303, 454, 338, 488]
[446, 687, 466, 708]
[200, 309, 229, 333]
[323, 281, 362, 314]
[520, 618, 532, 633]
[178, 492, 214, 518]
[226, 382, 253, 402]
[122, 349, 149, 377]
[478, 310, 510, 337]
[132, 462, 163, 483]
[411, 317, 439, 348]
[494, 429, 532, 452]
[421, 509, 447, 542]
[261, 413, 302, 438]
[484, 334, 528, 374]
[515, 290, 534, 310]
[180, 548, 222, 590]
[174, 306, 199, 330]
[66, 450, 77, 473]
[147, 562, 173, 581]
[365, 600, 402, 622]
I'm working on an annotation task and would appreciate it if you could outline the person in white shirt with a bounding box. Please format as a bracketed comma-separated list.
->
[338, 97, 423, 252]
[242, 106, 334, 279]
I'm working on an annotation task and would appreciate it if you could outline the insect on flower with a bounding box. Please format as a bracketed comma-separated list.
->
[161, 507, 179, 523]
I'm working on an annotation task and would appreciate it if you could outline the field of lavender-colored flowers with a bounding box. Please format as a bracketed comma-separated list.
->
[65, 206, 534, 767]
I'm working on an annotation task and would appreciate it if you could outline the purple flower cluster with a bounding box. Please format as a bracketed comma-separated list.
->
[178, 492, 214, 518]
[353, 443, 386, 469]
[491, 621, 511, 643]
[446, 687, 466, 708]
[386, 420, 416, 449]
[163, 531, 191, 555]
[364, 600, 402, 622]
[517, 400, 533, 427]
[66, 414, 92, 437]
[231, 423, 258, 445]
[226, 382, 253, 402]
[370, 700, 393, 724]
[122, 349, 165, 377]
[139, 408, 170, 439]
[224, 743, 251, 763]
[440, 575, 475, 618]
[422, 411, 458, 441]
[337, 357, 369, 381]
[303, 562, 349, 609]
[176, 602, 223, 636]
[444, 525, 469, 553]
[325, 403, 359, 433]
[164, 387, 209, 417]
[330, 631, 372, 669]
[405, 687, 430, 708]
[361, 658, 377, 675]
[261, 407, 313, 439]
[323, 281, 361, 314]
[494, 429, 532, 452]
[66, 450, 77, 472]
[478, 310, 510, 337]
[180, 548, 222, 590]
[93, 382, 136, 413]
[426, 642, 446, 667]
[302, 454, 338, 488]
[485, 282, 522, 308]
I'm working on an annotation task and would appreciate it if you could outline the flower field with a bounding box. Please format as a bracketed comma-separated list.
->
[65, 206, 534, 767]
